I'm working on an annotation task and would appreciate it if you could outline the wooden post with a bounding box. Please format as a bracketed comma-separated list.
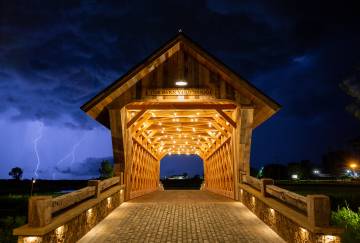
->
[28, 196, 52, 227]
[120, 172, 124, 185]
[232, 106, 241, 201]
[307, 195, 330, 227]
[239, 171, 246, 184]
[109, 109, 126, 179]
[88, 180, 101, 198]
[260, 178, 274, 197]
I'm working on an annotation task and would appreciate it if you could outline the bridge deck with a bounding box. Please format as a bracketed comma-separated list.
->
[78, 190, 284, 243]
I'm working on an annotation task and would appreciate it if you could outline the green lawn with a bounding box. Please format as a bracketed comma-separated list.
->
[277, 183, 360, 211]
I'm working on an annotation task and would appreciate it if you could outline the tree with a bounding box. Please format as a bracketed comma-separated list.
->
[340, 67, 360, 120]
[263, 163, 288, 180]
[8, 167, 23, 180]
[99, 160, 113, 179]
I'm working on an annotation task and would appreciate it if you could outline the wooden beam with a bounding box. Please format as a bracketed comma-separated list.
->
[125, 102, 237, 110]
[205, 137, 232, 161]
[127, 109, 147, 128]
[132, 113, 152, 134]
[212, 116, 231, 133]
[216, 109, 236, 128]
[210, 121, 228, 137]
[132, 137, 158, 161]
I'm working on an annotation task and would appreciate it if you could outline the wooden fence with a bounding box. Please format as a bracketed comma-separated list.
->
[241, 175, 330, 227]
[28, 176, 121, 227]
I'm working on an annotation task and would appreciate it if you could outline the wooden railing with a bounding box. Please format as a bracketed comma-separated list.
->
[99, 176, 121, 192]
[241, 175, 331, 227]
[242, 175, 261, 191]
[28, 176, 122, 227]
[51, 186, 96, 214]
[266, 185, 307, 213]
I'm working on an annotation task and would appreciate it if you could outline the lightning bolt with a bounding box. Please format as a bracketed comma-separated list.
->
[33, 122, 44, 179]
[52, 136, 86, 179]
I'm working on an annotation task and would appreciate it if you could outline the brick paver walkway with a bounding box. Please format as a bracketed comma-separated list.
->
[78, 190, 284, 243]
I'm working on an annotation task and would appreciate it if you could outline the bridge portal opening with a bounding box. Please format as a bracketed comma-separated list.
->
[160, 154, 203, 190]
[117, 102, 242, 199]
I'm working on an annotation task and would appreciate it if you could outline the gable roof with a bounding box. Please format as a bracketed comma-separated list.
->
[81, 33, 281, 127]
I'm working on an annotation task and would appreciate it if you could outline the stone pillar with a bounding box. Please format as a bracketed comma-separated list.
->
[307, 195, 330, 227]
[260, 178, 274, 197]
[28, 196, 52, 227]
[88, 180, 101, 198]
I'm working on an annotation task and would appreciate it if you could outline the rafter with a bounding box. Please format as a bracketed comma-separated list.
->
[216, 109, 236, 128]
[127, 109, 147, 128]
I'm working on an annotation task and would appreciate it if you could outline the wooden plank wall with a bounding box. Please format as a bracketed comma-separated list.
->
[204, 139, 234, 199]
[129, 141, 160, 199]
[109, 47, 255, 125]
[137, 49, 251, 106]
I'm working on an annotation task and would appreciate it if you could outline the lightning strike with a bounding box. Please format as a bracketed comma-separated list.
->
[33, 122, 44, 179]
[52, 136, 86, 179]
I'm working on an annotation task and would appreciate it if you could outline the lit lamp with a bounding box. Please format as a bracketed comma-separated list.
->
[175, 80, 187, 86]
[350, 163, 358, 169]
[349, 162, 358, 177]
[30, 177, 36, 196]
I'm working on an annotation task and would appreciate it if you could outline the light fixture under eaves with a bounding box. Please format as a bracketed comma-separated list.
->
[175, 81, 188, 86]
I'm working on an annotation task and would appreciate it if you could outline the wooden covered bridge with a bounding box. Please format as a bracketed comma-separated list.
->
[14, 34, 342, 243]
[80, 33, 280, 201]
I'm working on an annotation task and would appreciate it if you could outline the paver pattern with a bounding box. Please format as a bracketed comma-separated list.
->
[78, 190, 284, 243]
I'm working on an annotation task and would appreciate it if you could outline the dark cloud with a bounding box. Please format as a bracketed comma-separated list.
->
[0, 0, 359, 168]
[55, 156, 114, 178]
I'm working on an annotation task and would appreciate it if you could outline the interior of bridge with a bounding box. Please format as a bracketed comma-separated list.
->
[123, 100, 239, 199]
[126, 100, 237, 159]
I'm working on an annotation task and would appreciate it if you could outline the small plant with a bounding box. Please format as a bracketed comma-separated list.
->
[331, 202, 360, 243]
[0, 216, 26, 243]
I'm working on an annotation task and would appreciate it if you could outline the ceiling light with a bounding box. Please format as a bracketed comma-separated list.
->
[175, 81, 188, 86]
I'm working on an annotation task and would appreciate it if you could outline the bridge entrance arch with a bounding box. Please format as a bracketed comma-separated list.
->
[81, 34, 280, 201]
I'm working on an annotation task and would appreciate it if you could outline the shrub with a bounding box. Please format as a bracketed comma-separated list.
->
[0, 216, 26, 243]
[331, 204, 360, 243]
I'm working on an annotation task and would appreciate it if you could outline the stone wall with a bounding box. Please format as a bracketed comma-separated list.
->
[240, 188, 341, 243]
[16, 187, 124, 243]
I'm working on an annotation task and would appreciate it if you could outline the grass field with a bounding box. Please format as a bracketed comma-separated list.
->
[277, 182, 360, 211]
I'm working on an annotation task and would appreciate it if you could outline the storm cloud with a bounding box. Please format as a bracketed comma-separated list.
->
[0, 0, 359, 178]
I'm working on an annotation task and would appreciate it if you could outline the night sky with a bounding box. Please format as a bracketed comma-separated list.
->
[0, 1, 359, 179]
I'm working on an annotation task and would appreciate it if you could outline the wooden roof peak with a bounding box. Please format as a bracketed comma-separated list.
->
[81, 33, 280, 127]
